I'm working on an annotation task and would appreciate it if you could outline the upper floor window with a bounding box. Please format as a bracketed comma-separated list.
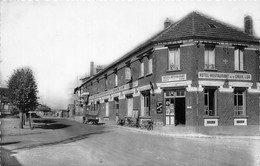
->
[140, 61, 144, 77]
[148, 56, 153, 74]
[168, 47, 180, 70]
[114, 72, 118, 87]
[234, 89, 245, 116]
[125, 67, 131, 82]
[234, 48, 244, 71]
[104, 75, 108, 90]
[204, 46, 215, 70]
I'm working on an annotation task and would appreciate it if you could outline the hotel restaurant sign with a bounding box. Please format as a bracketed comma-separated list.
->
[162, 74, 187, 82]
[198, 72, 251, 80]
[89, 81, 138, 100]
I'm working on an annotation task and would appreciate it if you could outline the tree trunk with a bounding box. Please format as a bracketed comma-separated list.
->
[19, 112, 24, 129]
[29, 113, 32, 129]
[23, 113, 26, 125]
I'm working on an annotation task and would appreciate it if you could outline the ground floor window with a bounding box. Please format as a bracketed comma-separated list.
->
[105, 101, 109, 117]
[204, 88, 217, 116]
[234, 88, 246, 115]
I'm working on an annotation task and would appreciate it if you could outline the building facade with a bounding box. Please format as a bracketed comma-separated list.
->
[78, 12, 260, 126]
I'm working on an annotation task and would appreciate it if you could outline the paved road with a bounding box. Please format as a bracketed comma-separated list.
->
[2, 118, 260, 166]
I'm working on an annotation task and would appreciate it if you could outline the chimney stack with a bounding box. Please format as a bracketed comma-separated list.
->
[90, 61, 94, 76]
[164, 18, 172, 29]
[244, 15, 253, 35]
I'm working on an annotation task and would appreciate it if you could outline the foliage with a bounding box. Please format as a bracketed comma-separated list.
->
[36, 104, 51, 112]
[7, 67, 38, 113]
[9, 105, 20, 115]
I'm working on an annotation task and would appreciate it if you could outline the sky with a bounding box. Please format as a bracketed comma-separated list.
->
[1, 0, 260, 109]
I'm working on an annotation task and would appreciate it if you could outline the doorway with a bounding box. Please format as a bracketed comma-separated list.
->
[164, 90, 186, 126]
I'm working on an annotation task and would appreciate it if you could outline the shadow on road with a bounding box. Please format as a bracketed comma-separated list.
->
[14, 130, 111, 150]
[33, 119, 57, 124]
[33, 123, 70, 130]
[0, 141, 20, 146]
[1, 148, 22, 166]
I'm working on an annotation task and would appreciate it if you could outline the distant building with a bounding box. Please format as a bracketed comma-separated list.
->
[77, 11, 260, 127]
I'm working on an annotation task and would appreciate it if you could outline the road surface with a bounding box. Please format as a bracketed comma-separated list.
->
[2, 118, 260, 166]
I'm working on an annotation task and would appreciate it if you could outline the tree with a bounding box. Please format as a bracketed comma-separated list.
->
[8, 67, 38, 128]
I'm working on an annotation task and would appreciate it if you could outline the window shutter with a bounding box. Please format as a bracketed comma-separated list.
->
[234, 49, 239, 70]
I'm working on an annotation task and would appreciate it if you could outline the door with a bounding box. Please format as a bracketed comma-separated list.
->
[175, 98, 186, 125]
[115, 99, 119, 122]
[127, 97, 133, 117]
[105, 102, 109, 117]
[165, 98, 175, 125]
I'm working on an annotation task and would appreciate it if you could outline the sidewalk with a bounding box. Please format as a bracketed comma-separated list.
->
[68, 116, 260, 140]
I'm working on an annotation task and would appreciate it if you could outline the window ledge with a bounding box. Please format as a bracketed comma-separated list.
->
[234, 70, 247, 73]
[103, 116, 109, 118]
[204, 69, 218, 71]
[114, 85, 118, 88]
[203, 116, 219, 119]
[138, 76, 144, 79]
[166, 69, 181, 73]
[233, 115, 248, 118]
[145, 73, 152, 77]
[139, 116, 151, 119]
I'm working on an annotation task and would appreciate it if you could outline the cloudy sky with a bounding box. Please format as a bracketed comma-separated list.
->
[1, 0, 260, 109]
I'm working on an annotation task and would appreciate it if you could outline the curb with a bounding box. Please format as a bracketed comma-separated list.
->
[67, 118, 260, 140]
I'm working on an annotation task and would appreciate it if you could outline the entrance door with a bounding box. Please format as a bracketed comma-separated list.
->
[127, 97, 133, 117]
[164, 90, 186, 126]
[115, 99, 119, 122]
[165, 98, 175, 125]
[175, 98, 186, 125]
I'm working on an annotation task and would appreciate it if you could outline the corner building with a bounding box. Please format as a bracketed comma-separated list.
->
[80, 12, 260, 127]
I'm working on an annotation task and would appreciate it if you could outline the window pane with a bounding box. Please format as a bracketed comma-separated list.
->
[239, 50, 244, 70]
[176, 49, 180, 69]
[234, 49, 239, 70]
[169, 49, 175, 70]
[149, 58, 152, 73]
[140, 62, 144, 76]
[205, 50, 209, 65]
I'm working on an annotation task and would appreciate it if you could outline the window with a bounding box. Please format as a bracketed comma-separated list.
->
[234, 48, 244, 71]
[204, 88, 217, 116]
[168, 47, 180, 70]
[114, 72, 118, 87]
[140, 61, 144, 77]
[234, 89, 245, 115]
[148, 56, 153, 74]
[125, 67, 131, 82]
[105, 76, 108, 90]
[204, 46, 215, 69]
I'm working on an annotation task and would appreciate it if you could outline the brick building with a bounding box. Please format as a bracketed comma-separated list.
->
[78, 11, 260, 127]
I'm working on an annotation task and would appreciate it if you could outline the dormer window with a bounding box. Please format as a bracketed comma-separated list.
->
[208, 23, 217, 28]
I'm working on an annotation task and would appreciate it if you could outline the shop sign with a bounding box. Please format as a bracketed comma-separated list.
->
[89, 81, 138, 100]
[156, 101, 163, 114]
[162, 74, 186, 82]
[198, 72, 251, 80]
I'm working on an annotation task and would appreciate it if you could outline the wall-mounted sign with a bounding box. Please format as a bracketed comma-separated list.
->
[162, 74, 186, 82]
[156, 101, 163, 114]
[198, 72, 251, 81]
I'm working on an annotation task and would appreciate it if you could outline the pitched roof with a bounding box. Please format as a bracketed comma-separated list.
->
[82, 11, 259, 84]
[153, 11, 259, 43]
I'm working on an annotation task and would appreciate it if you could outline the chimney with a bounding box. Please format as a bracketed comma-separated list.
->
[164, 18, 172, 29]
[96, 65, 102, 74]
[90, 61, 94, 76]
[244, 15, 253, 35]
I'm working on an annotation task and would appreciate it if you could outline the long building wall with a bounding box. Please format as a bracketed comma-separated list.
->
[82, 41, 260, 127]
